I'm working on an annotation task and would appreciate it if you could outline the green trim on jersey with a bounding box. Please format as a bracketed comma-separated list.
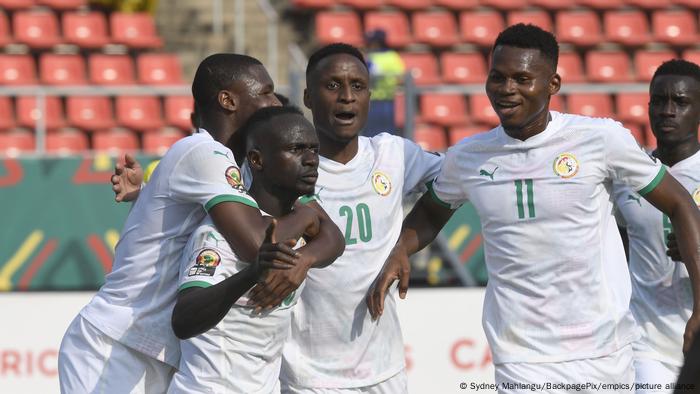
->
[205, 194, 258, 212]
[178, 281, 212, 291]
[298, 194, 317, 205]
[426, 180, 451, 209]
[638, 166, 667, 196]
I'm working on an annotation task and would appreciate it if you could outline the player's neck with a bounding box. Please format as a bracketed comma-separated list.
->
[503, 111, 551, 141]
[200, 118, 236, 147]
[318, 132, 359, 165]
[248, 181, 295, 217]
[656, 139, 700, 167]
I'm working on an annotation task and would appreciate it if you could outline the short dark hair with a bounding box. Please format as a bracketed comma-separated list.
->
[191, 53, 263, 111]
[306, 43, 368, 78]
[493, 24, 559, 70]
[651, 59, 700, 85]
[237, 105, 307, 151]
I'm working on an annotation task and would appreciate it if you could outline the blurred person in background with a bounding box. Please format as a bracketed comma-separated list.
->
[363, 30, 405, 137]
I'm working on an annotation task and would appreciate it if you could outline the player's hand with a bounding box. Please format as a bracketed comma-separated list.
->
[366, 243, 410, 321]
[255, 219, 300, 273]
[666, 232, 682, 261]
[112, 153, 143, 202]
[683, 311, 700, 353]
[247, 254, 312, 313]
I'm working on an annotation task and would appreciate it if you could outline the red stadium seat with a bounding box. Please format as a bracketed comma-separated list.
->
[143, 129, 186, 155]
[616, 92, 648, 125]
[62, 12, 110, 48]
[39, 54, 87, 85]
[394, 92, 422, 128]
[291, 0, 335, 7]
[507, 10, 553, 32]
[46, 129, 89, 154]
[116, 96, 164, 131]
[164, 96, 195, 130]
[13, 10, 61, 48]
[556, 10, 603, 46]
[448, 125, 483, 145]
[480, 0, 528, 11]
[577, 0, 624, 9]
[626, 0, 667, 9]
[0, 96, 15, 130]
[434, 0, 478, 9]
[0, 12, 12, 47]
[364, 12, 412, 48]
[652, 10, 699, 46]
[550, 94, 565, 112]
[440, 52, 486, 84]
[0, 0, 34, 10]
[682, 49, 700, 65]
[66, 96, 115, 130]
[16, 96, 64, 129]
[110, 12, 163, 49]
[413, 124, 447, 151]
[137, 54, 184, 85]
[92, 129, 139, 153]
[315, 11, 363, 46]
[585, 50, 633, 82]
[528, 0, 568, 9]
[400, 52, 441, 85]
[460, 10, 504, 47]
[0, 54, 36, 85]
[385, 0, 432, 9]
[635, 50, 676, 82]
[567, 93, 613, 118]
[604, 10, 651, 46]
[89, 54, 135, 85]
[37, 0, 85, 9]
[557, 51, 585, 83]
[0, 130, 34, 155]
[671, 0, 700, 7]
[469, 94, 499, 126]
[412, 11, 458, 47]
[421, 94, 469, 126]
[340, 0, 383, 8]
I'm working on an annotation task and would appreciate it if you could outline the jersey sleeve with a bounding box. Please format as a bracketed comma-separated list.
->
[401, 137, 444, 196]
[604, 125, 665, 196]
[611, 181, 629, 228]
[430, 144, 468, 209]
[178, 227, 237, 291]
[169, 142, 258, 212]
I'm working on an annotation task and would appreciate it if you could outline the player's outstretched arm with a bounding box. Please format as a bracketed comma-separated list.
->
[111, 153, 143, 202]
[367, 191, 455, 320]
[643, 173, 700, 353]
[172, 220, 297, 339]
[246, 200, 345, 311]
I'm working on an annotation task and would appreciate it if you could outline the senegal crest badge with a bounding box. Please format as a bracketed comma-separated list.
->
[371, 171, 392, 196]
[553, 153, 579, 179]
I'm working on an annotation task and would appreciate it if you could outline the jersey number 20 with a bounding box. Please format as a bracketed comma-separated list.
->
[339, 203, 373, 245]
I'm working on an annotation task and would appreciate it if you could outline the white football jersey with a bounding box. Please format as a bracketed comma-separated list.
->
[281, 133, 443, 388]
[613, 149, 700, 367]
[169, 217, 304, 393]
[432, 112, 664, 364]
[80, 130, 257, 367]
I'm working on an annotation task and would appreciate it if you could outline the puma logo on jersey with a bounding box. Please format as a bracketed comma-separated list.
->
[206, 232, 224, 247]
[312, 187, 324, 203]
[213, 150, 230, 158]
[479, 167, 498, 180]
[627, 194, 642, 207]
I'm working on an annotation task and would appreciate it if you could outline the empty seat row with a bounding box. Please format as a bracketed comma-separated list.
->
[0, 53, 183, 85]
[401, 49, 700, 85]
[317, 9, 700, 47]
[0, 128, 186, 156]
[401, 92, 650, 127]
[0, 10, 162, 49]
[297, 0, 700, 10]
[0, 95, 194, 131]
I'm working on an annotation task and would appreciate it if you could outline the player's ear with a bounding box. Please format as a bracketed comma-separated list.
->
[248, 149, 263, 171]
[548, 73, 561, 96]
[303, 88, 311, 110]
[218, 90, 237, 112]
